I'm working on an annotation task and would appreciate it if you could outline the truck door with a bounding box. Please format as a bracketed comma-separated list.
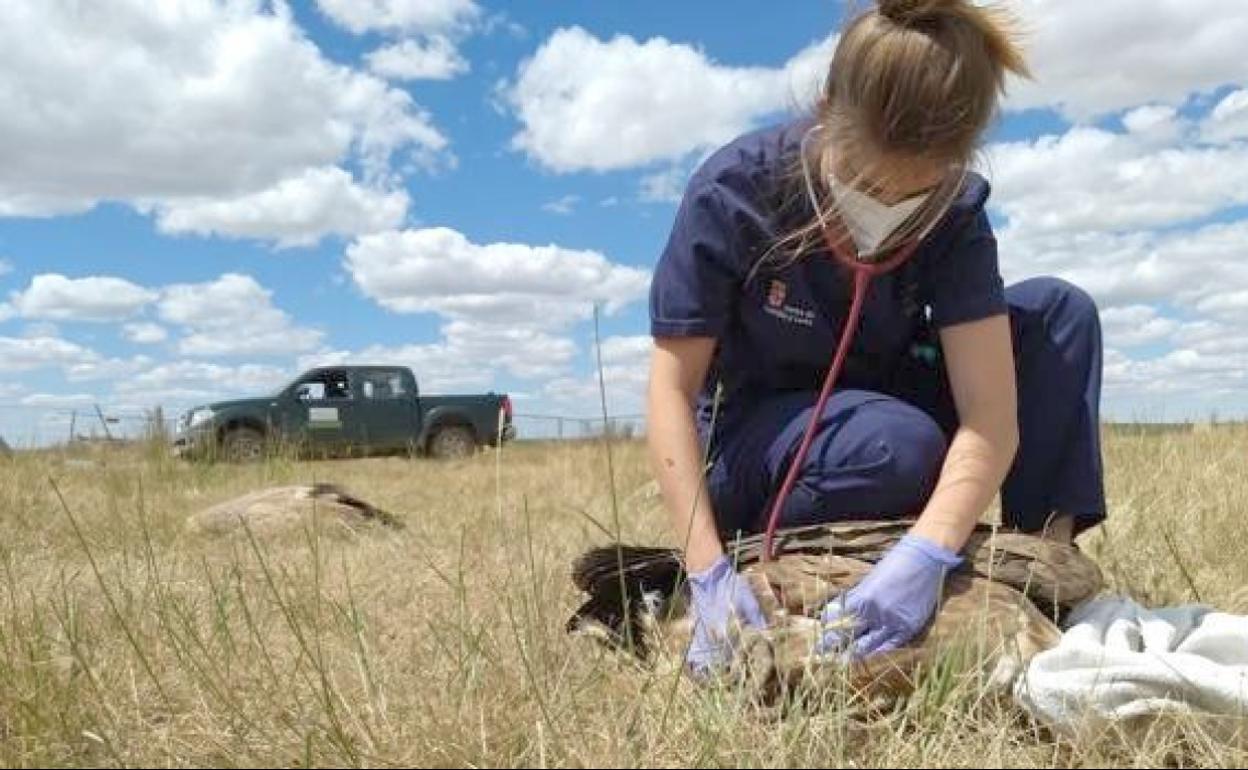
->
[288, 368, 356, 453]
[352, 368, 417, 451]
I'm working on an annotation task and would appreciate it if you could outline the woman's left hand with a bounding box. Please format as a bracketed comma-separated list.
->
[816, 533, 964, 657]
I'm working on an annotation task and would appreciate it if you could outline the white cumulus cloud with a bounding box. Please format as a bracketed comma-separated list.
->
[0, 335, 97, 373]
[341, 227, 652, 397]
[1202, 89, 1248, 144]
[502, 26, 836, 173]
[115, 360, 292, 407]
[1004, 0, 1248, 120]
[345, 227, 650, 326]
[539, 335, 652, 419]
[11, 274, 157, 322]
[66, 355, 155, 383]
[315, 0, 480, 35]
[0, 0, 445, 244]
[152, 167, 409, 247]
[639, 164, 694, 204]
[541, 195, 580, 215]
[158, 273, 323, 356]
[366, 36, 469, 81]
[1098, 305, 1182, 349]
[318, 0, 479, 86]
[998, 218, 1248, 312]
[122, 323, 169, 344]
[21, 393, 99, 408]
[985, 91, 1248, 414]
[301, 320, 577, 392]
[986, 112, 1248, 243]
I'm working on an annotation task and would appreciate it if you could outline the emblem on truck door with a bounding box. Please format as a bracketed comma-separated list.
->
[309, 407, 341, 429]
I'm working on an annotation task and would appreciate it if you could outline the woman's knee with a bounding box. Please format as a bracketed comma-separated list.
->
[868, 401, 949, 509]
[797, 397, 948, 517]
[1011, 276, 1102, 339]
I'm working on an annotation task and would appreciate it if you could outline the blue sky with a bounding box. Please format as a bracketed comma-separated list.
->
[2, 0, 1247, 445]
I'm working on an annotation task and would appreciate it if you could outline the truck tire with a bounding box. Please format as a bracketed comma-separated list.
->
[429, 425, 475, 459]
[221, 426, 266, 463]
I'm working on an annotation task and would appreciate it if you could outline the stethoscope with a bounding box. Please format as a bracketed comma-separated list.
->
[758, 125, 964, 562]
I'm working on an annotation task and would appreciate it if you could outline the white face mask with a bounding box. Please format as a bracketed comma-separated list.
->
[826, 176, 930, 257]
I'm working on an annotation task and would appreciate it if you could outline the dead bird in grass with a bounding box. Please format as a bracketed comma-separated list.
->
[187, 483, 405, 537]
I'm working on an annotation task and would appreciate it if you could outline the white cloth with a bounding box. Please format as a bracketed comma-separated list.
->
[1013, 596, 1248, 733]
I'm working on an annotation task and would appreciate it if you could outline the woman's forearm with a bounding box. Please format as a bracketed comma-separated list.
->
[646, 382, 725, 573]
[909, 421, 1019, 552]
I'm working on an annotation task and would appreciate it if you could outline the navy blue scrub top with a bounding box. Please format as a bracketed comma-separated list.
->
[649, 117, 1008, 432]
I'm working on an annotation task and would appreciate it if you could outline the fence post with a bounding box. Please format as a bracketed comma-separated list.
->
[94, 404, 113, 441]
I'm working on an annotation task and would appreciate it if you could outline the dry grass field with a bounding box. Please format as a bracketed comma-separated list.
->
[1, 424, 1246, 767]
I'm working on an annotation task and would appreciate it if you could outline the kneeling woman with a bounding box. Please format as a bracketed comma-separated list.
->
[645, 0, 1105, 674]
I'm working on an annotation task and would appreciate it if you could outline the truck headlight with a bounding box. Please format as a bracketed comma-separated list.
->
[188, 408, 215, 429]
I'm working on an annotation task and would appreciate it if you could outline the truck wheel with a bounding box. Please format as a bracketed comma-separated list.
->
[429, 425, 474, 459]
[222, 427, 266, 463]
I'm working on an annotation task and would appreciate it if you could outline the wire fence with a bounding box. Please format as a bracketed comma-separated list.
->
[0, 403, 174, 449]
[0, 401, 1239, 452]
[0, 403, 647, 450]
[509, 413, 646, 441]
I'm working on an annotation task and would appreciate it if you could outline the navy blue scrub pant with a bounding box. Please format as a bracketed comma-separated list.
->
[704, 277, 1106, 539]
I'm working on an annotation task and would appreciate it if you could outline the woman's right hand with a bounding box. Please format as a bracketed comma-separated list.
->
[686, 554, 768, 675]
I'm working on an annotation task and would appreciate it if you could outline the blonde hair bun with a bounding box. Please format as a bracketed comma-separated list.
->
[877, 0, 952, 26]
[876, 0, 1030, 79]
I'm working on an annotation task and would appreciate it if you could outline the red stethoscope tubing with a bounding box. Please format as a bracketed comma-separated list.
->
[759, 225, 924, 562]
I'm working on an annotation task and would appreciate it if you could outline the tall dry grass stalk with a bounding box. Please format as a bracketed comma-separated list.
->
[0, 426, 1245, 767]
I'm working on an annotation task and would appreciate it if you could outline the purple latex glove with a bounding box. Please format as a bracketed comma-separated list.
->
[685, 554, 768, 675]
[817, 533, 963, 658]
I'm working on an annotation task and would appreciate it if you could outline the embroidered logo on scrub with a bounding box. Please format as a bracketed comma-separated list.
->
[763, 279, 815, 327]
[767, 279, 787, 307]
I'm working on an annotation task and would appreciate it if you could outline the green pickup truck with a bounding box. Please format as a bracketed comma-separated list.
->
[173, 365, 516, 462]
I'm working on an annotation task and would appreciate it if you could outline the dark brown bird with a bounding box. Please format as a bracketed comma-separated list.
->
[567, 519, 1102, 707]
